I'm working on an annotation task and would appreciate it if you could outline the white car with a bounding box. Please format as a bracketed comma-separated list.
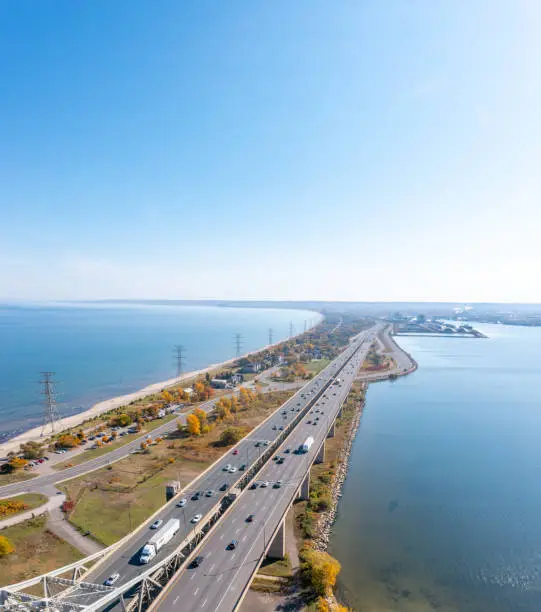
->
[150, 520, 163, 530]
[223, 464, 232, 471]
[191, 514, 202, 524]
[176, 498, 187, 507]
[229, 466, 237, 473]
[260, 481, 269, 488]
[104, 573, 120, 586]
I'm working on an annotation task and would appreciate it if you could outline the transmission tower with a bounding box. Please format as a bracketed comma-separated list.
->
[268, 328, 274, 346]
[40, 372, 61, 436]
[289, 321, 294, 338]
[304, 320, 307, 333]
[234, 333, 243, 358]
[173, 345, 185, 378]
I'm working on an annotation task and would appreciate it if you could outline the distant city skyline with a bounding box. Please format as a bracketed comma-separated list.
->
[1, 1, 540, 303]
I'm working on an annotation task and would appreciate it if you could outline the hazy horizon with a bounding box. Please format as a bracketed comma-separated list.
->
[2, 1, 540, 302]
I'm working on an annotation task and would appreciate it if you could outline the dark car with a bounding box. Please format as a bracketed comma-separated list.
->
[227, 540, 238, 550]
[191, 493, 200, 501]
[284, 448, 291, 454]
[239, 464, 246, 471]
[246, 514, 255, 522]
[220, 483, 228, 491]
[190, 556, 204, 568]
[250, 482, 258, 490]
[307, 420, 312, 424]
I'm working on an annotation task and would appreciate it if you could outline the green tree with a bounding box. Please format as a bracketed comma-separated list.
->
[219, 427, 244, 446]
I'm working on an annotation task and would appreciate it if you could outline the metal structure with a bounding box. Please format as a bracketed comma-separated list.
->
[289, 321, 294, 338]
[233, 333, 243, 358]
[40, 371, 61, 436]
[268, 327, 273, 346]
[173, 345, 185, 379]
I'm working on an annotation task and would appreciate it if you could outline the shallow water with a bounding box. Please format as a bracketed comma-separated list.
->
[0, 302, 319, 441]
[330, 323, 541, 612]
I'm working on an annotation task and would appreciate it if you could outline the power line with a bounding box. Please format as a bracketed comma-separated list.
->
[173, 345, 185, 378]
[40, 372, 61, 436]
[234, 333, 243, 358]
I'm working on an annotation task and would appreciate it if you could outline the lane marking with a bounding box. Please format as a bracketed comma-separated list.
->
[194, 587, 199, 596]
[202, 598, 208, 608]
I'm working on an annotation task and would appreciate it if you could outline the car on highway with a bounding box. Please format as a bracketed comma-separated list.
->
[232, 449, 239, 455]
[104, 573, 120, 586]
[227, 540, 238, 550]
[250, 482, 258, 490]
[279, 426, 284, 430]
[264, 440, 270, 446]
[229, 466, 237, 473]
[246, 514, 255, 522]
[150, 520, 163, 530]
[272, 425, 277, 430]
[176, 498, 187, 507]
[191, 514, 202, 524]
[239, 464, 246, 471]
[313, 422, 317, 426]
[223, 464, 232, 471]
[277, 457, 284, 464]
[307, 420, 312, 424]
[205, 490, 213, 497]
[284, 448, 291, 454]
[273, 481, 282, 488]
[190, 555, 204, 568]
[260, 481, 269, 488]
[191, 492, 200, 501]
[220, 483, 228, 491]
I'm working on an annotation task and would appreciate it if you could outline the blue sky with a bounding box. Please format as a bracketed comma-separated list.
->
[1, 1, 540, 302]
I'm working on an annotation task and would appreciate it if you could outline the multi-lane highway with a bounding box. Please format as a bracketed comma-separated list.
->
[83, 327, 376, 593]
[154, 329, 375, 612]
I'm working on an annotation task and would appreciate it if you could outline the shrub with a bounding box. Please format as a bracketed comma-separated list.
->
[0, 535, 15, 556]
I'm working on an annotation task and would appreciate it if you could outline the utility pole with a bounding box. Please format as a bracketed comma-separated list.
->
[173, 345, 185, 378]
[40, 372, 61, 436]
[234, 333, 243, 358]
[268, 328, 274, 346]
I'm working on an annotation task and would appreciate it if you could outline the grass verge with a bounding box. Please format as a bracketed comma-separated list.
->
[0, 516, 82, 586]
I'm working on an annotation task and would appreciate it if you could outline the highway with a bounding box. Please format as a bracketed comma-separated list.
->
[155, 329, 375, 612]
[81, 328, 376, 595]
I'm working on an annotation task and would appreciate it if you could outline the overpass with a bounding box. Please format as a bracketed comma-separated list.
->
[0, 325, 378, 612]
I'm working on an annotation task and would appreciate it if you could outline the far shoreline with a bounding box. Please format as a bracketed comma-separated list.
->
[0, 314, 323, 457]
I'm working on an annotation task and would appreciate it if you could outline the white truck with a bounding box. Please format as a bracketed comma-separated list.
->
[298, 436, 314, 454]
[139, 518, 180, 564]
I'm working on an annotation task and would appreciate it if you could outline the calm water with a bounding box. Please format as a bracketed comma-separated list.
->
[330, 323, 541, 612]
[0, 303, 319, 441]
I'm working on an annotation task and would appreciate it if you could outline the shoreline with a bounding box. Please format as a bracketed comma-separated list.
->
[0, 319, 322, 458]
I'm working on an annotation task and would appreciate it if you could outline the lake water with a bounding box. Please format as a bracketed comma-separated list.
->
[330, 323, 541, 612]
[0, 303, 320, 441]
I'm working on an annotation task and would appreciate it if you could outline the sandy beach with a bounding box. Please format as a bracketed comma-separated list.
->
[0, 321, 321, 458]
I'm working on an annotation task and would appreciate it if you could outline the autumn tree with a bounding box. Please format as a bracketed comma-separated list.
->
[9, 457, 28, 470]
[186, 414, 201, 436]
[109, 413, 132, 427]
[300, 548, 341, 597]
[193, 408, 207, 430]
[161, 390, 173, 405]
[0, 535, 15, 556]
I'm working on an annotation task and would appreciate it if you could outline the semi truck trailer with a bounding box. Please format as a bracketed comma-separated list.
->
[139, 518, 180, 564]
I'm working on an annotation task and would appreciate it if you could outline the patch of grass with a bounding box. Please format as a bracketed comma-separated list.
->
[259, 554, 292, 577]
[53, 415, 177, 471]
[304, 359, 331, 375]
[250, 577, 284, 593]
[0, 516, 82, 586]
[0, 493, 48, 518]
[0, 470, 37, 486]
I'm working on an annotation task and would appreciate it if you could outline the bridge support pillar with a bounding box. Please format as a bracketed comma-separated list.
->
[297, 472, 310, 501]
[315, 441, 326, 464]
[267, 518, 285, 560]
[327, 421, 335, 438]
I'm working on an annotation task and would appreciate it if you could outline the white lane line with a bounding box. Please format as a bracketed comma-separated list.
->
[207, 551, 212, 557]
[217, 574, 223, 582]
[242, 535, 247, 542]
[209, 563, 215, 572]
[202, 598, 208, 608]
[194, 587, 199, 596]
[220, 533, 224, 540]
[235, 527, 240, 534]
[173, 596, 180, 605]
[190, 573, 195, 580]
